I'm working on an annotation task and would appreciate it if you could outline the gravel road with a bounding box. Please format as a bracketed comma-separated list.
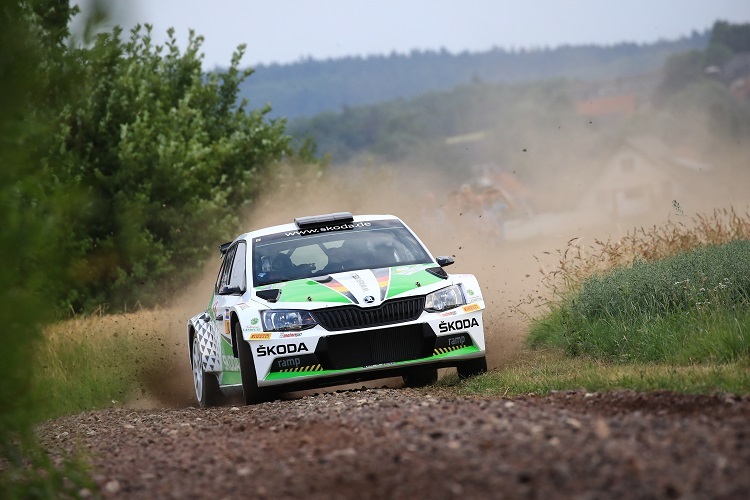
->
[38, 388, 750, 499]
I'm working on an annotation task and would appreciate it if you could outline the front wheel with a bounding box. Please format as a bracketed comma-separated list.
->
[192, 334, 223, 408]
[236, 320, 267, 405]
[402, 367, 438, 388]
[456, 356, 487, 379]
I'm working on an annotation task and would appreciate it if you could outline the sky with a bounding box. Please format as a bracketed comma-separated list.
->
[82, 0, 750, 68]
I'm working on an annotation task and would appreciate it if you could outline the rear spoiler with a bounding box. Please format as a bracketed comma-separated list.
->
[219, 241, 233, 255]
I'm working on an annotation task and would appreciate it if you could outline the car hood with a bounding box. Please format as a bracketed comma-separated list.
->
[252, 263, 449, 308]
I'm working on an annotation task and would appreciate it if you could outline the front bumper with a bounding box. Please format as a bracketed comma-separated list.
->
[251, 309, 485, 388]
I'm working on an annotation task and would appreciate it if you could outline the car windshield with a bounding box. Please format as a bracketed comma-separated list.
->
[251, 219, 432, 287]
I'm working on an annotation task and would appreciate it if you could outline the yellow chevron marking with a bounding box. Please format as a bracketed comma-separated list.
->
[279, 364, 324, 373]
[434, 346, 464, 356]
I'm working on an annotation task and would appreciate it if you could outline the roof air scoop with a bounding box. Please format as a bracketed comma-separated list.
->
[294, 212, 354, 229]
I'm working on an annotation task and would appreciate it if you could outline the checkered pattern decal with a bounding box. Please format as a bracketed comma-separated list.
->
[191, 316, 222, 373]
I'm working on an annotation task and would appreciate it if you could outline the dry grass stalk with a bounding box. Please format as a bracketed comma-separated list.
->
[537, 207, 750, 301]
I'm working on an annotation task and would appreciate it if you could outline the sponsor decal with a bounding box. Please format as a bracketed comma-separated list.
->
[274, 359, 324, 373]
[364, 295, 375, 304]
[277, 357, 302, 368]
[439, 310, 458, 317]
[261, 219, 405, 244]
[449, 335, 467, 346]
[238, 303, 250, 310]
[224, 309, 230, 334]
[459, 289, 482, 303]
[433, 332, 474, 355]
[243, 318, 262, 333]
[250, 333, 271, 340]
[439, 318, 480, 333]
[284, 221, 372, 237]
[363, 361, 396, 368]
[351, 273, 369, 292]
[462, 303, 481, 313]
[257, 342, 309, 357]
[279, 332, 303, 338]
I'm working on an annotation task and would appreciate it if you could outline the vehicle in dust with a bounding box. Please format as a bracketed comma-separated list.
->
[188, 212, 487, 406]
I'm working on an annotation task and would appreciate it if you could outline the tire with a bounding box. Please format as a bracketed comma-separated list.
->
[236, 320, 266, 405]
[456, 356, 488, 379]
[402, 367, 438, 388]
[192, 334, 223, 408]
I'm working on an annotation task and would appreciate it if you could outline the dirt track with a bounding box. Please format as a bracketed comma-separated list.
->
[37, 200, 750, 498]
[38, 388, 750, 499]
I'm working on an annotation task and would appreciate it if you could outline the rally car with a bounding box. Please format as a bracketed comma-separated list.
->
[188, 212, 487, 406]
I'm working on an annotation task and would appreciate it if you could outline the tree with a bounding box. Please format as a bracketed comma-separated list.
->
[658, 50, 707, 97]
[1, 1, 93, 496]
[710, 21, 750, 54]
[47, 25, 309, 311]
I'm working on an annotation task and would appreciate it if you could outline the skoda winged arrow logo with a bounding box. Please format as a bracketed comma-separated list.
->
[364, 295, 375, 304]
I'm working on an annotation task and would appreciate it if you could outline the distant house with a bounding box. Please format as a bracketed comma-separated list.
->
[470, 163, 535, 217]
[572, 71, 661, 118]
[722, 53, 750, 100]
[578, 137, 712, 217]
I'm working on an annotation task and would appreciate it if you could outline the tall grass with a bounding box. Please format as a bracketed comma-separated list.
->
[528, 208, 750, 365]
[536, 207, 750, 300]
[34, 310, 187, 421]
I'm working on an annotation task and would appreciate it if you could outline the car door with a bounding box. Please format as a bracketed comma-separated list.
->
[212, 242, 247, 347]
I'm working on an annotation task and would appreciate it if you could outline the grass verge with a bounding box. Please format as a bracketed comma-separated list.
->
[462, 208, 749, 398]
[33, 310, 187, 421]
[528, 237, 750, 364]
[434, 350, 750, 397]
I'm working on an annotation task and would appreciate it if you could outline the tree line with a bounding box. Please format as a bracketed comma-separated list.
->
[238, 30, 709, 119]
[290, 21, 750, 178]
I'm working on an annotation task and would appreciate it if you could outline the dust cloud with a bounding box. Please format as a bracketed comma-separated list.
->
[142, 121, 748, 408]
[135, 146, 746, 407]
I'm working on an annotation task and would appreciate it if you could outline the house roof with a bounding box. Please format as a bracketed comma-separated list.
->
[575, 94, 637, 117]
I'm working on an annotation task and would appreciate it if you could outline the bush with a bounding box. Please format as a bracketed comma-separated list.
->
[529, 240, 750, 363]
[0, 1, 95, 496]
[45, 25, 314, 312]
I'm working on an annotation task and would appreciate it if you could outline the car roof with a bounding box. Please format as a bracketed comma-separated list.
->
[234, 214, 402, 243]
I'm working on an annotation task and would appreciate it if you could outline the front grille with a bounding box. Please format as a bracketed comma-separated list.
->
[313, 296, 425, 331]
[316, 324, 434, 370]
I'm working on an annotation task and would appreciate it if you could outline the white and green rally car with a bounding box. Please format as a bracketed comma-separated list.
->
[188, 212, 487, 406]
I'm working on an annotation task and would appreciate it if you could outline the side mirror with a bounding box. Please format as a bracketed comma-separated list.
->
[436, 256, 455, 267]
[219, 285, 244, 296]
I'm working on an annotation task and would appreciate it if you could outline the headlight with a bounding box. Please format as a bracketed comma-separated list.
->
[261, 310, 317, 331]
[424, 285, 465, 312]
